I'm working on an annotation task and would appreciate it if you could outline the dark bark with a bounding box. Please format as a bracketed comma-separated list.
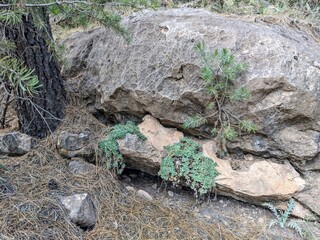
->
[4, 7, 66, 138]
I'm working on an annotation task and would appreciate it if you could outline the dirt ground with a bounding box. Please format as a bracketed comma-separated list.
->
[119, 168, 320, 240]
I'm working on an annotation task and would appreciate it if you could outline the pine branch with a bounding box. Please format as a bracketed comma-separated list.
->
[0, 1, 98, 8]
[0, 1, 148, 9]
[0, 56, 40, 95]
[183, 115, 207, 129]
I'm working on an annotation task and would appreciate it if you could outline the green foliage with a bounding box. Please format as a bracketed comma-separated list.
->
[263, 199, 303, 238]
[49, 1, 128, 38]
[0, 8, 23, 26]
[182, 114, 207, 129]
[47, 0, 158, 40]
[0, 56, 40, 95]
[184, 42, 256, 156]
[159, 138, 219, 199]
[98, 121, 146, 175]
[239, 119, 257, 133]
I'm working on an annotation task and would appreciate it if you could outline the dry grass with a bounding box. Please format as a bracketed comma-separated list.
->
[0, 106, 311, 238]
[0, 104, 267, 240]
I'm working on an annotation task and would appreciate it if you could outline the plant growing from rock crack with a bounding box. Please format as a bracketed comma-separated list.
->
[263, 198, 303, 238]
[183, 42, 256, 157]
[98, 121, 146, 175]
[159, 137, 219, 200]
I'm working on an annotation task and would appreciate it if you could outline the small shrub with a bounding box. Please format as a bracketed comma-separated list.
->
[263, 199, 303, 238]
[98, 121, 146, 175]
[183, 43, 256, 157]
[159, 138, 219, 200]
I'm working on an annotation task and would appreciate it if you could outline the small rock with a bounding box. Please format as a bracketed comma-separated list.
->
[126, 186, 136, 192]
[113, 221, 119, 230]
[152, 183, 158, 189]
[69, 159, 92, 175]
[59, 193, 96, 228]
[137, 189, 153, 201]
[219, 200, 224, 204]
[57, 131, 94, 162]
[0, 132, 33, 156]
[167, 191, 174, 197]
[129, 173, 137, 178]
[48, 179, 59, 190]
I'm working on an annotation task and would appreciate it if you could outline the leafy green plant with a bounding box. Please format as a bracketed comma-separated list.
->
[263, 199, 303, 238]
[159, 137, 219, 200]
[98, 121, 146, 175]
[183, 43, 256, 157]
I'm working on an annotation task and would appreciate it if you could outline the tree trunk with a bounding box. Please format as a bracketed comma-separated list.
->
[4, 7, 66, 138]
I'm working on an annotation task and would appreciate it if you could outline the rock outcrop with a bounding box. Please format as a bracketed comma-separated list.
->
[119, 115, 309, 216]
[62, 8, 320, 219]
[63, 8, 320, 166]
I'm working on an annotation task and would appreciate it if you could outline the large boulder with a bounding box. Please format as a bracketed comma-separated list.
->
[62, 8, 320, 165]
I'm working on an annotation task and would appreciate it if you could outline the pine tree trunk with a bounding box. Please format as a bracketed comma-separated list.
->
[4, 7, 66, 138]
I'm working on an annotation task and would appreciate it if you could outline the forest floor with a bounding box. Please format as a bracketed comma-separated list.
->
[1, 105, 319, 240]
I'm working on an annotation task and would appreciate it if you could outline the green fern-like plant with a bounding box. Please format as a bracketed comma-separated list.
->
[183, 42, 256, 157]
[98, 121, 146, 175]
[159, 138, 219, 199]
[263, 199, 303, 238]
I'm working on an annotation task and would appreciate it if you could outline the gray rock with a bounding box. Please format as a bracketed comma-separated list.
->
[69, 159, 93, 175]
[62, 8, 320, 163]
[273, 128, 319, 161]
[57, 131, 95, 162]
[137, 189, 153, 201]
[125, 186, 136, 192]
[0, 132, 33, 156]
[167, 191, 174, 197]
[295, 172, 320, 217]
[59, 193, 96, 228]
[117, 133, 163, 175]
